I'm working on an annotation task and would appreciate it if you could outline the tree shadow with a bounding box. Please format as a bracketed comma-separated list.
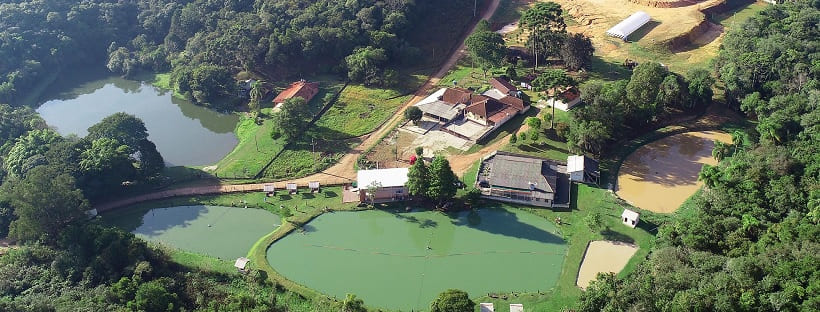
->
[389, 210, 440, 229]
[108, 205, 208, 236]
[450, 207, 565, 245]
[301, 223, 318, 233]
[636, 216, 661, 235]
[600, 228, 635, 244]
[587, 56, 631, 81]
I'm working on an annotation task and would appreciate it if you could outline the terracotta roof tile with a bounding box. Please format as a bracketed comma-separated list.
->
[273, 81, 319, 104]
[490, 77, 517, 94]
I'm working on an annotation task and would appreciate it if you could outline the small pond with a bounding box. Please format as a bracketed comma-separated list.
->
[616, 130, 732, 213]
[105, 205, 280, 260]
[267, 208, 566, 310]
[36, 75, 239, 166]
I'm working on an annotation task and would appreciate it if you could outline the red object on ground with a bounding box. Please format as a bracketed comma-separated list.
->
[409, 155, 417, 165]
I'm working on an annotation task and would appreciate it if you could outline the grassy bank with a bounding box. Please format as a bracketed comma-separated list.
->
[215, 115, 286, 179]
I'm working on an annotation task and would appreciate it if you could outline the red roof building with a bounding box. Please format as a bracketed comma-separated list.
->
[273, 80, 319, 105]
[489, 77, 518, 95]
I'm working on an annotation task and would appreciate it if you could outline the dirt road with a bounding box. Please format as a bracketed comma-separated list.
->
[95, 0, 502, 212]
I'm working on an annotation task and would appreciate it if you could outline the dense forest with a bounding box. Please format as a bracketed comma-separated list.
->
[579, 2, 819, 311]
[0, 0, 475, 105]
[566, 64, 713, 155]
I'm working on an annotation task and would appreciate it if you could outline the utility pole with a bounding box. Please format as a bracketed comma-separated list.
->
[474, 0, 477, 17]
[311, 138, 317, 170]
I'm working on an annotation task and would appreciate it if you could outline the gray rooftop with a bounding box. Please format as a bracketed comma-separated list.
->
[415, 100, 464, 120]
[489, 154, 557, 193]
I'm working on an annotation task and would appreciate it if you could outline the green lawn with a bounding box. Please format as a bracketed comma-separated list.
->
[314, 84, 411, 140]
[709, 1, 767, 27]
[490, 0, 528, 25]
[214, 116, 286, 179]
[473, 184, 658, 311]
[438, 63, 502, 92]
[500, 106, 572, 162]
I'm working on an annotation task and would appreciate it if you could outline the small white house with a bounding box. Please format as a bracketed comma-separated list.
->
[234, 257, 250, 271]
[545, 87, 581, 111]
[480, 303, 495, 312]
[357, 168, 410, 203]
[509, 304, 524, 312]
[622, 209, 640, 228]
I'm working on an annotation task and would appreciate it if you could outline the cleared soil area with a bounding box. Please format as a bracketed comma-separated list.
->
[616, 130, 731, 213]
[576, 240, 638, 289]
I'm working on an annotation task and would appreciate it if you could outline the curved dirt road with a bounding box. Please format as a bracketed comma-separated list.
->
[96, 0, 502, 212]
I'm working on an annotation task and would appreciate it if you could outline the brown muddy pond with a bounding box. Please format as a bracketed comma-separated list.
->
[616, 131, 731, 213]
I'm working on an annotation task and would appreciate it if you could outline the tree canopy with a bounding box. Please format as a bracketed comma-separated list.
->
[560, 33, 594, 71]
[465, 28, 507, 78]
[430, 289, 475, 312]
[520, 2, 567, 65]
[271, 97, 311, 140]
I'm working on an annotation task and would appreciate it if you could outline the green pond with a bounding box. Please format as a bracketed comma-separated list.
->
[105, 205, 280, 260]
[267, 208, 566, 310]
[36, 74, 239, 166]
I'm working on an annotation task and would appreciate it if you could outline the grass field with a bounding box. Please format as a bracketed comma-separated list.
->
[501, 107, 572, 162]
[314, 84, 412, 139]
[490, 0, 528, 25]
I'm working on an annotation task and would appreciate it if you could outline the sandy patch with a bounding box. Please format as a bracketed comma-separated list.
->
[577, 240, 638, 289]
[616, 131, 731, 213]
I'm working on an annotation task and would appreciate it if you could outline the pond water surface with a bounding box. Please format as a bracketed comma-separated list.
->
[105, 205, 280, 260]
[267, 208, 566, 311]
[616, 131, 732, 213]
[36, 75, 239, 166]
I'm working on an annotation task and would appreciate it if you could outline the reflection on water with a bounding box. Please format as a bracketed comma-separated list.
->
[36, 74, 239, 166]
[105, 205, 280, 260]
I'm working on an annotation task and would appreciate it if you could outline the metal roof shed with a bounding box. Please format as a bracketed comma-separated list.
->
[606, 11, 651, 41]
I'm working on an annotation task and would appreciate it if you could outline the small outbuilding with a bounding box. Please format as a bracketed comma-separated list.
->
[606, 11, 651, 41]
[480, 302, 495, 312]
[287, 183, 298, 194]
[309, 181, 320, 193]
[263, 184, 275, 195]
[234, 257, 250, 271]
[567, 155, 600, 185]
[509, 304, 524, 312]
[622, 209, 640, 228]
[357, 168, 410, 203]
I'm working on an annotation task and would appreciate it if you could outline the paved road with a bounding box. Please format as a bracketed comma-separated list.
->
[95, 0, 502, 212]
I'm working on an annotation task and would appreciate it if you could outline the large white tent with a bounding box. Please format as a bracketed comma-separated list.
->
[606, 11, 651, 41]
